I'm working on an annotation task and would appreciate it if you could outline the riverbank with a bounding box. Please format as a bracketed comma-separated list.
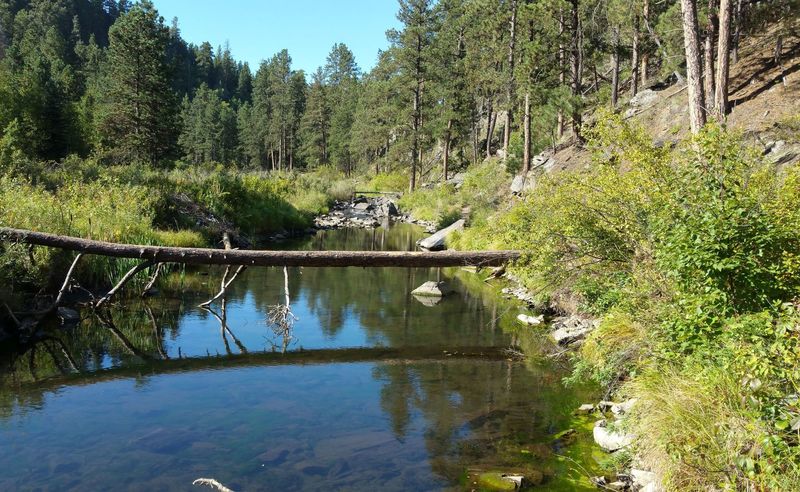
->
[397, 114, 800, 490]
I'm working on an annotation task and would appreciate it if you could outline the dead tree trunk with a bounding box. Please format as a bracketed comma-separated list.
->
[632, 15, 641, 96]
[522, 92, 531, 173]
[0, 228, 520, 268]
[681, 0, 708, 133]
[611, 27, 621, 107]
[443, 119, 452, 182]
[715, 0, 732, 117]
[641, 0, 650, 87]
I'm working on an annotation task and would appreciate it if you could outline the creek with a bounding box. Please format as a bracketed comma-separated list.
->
[0, 224, 600, 491]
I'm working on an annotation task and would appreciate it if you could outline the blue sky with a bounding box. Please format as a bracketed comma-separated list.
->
[152, 0, 402, 75]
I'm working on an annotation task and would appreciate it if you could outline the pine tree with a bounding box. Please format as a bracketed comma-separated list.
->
[299, 68, 330, 168]
[324, 43, 360, 175]
[98, 0, 178, 164]
[392, 0, 435, 191]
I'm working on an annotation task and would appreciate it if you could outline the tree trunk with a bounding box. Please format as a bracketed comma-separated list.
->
[732, 0, 743, 63]
[0, 227, 521, 268]
[443, 119, 452, 182]
[486, 100, 496, 158]
[570, 0, 582, 140]
[611, 28, 620, 107]
[557, 8, 565, 139]
[503, 0, 518, 159]
[704, 0, 718, 111]
[680, 0, 707, 133]
[715, 0, 732, 117]
[522, 92, 531, 174]
[632, 15, 640, 96]
[641, 0, 650, 87]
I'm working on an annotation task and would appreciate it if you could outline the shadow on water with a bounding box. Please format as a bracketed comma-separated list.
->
[0, 224, 599, 491]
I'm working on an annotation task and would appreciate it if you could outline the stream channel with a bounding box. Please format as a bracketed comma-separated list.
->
[0, 223, 601, 491]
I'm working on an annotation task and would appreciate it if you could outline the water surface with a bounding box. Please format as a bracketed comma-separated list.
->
[0, 224, 598, 491]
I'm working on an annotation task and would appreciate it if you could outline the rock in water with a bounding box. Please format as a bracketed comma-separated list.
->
[517, 313, 544, 326]
[417, 219, 465, 251]
[576, 403, 596, 414]
[411, 281, 453, 297]
[593, 420, 634, 452]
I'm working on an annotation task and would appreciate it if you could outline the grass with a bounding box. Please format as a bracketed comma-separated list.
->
[0, 159, 357, 301]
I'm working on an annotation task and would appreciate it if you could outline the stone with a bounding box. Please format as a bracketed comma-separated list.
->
[352, 202, 372, 211]
[631, 469, 657, 489]
[597, 401, 616, 412]
[417, 219, 465, 251]
[517, 313, 544, 326]
[607, 480, 628, 491]
[640, 483, 659, 492]
[593, 420, 634, 452]
[611, 399, 638, 416]
[510, 174, 527, 194]
[57, 307, 80, 324]
[629, 89, 659, 109]
[447, 172, 466, 188]
[551, 315, 597, 345]
[411, 281, 453, 297]
[591, 476, 608, 488]
[576, 403, 596, 414]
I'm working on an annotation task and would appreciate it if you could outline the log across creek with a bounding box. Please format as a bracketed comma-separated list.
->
[0, 227, 521, 268]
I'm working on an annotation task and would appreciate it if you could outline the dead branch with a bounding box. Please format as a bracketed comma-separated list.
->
[53, 253, 83, 307]
[192, 478, 235, 492]
[141, 263, 163, 297]
[198, 265, 246, 308]
[95, 260, 155, 308]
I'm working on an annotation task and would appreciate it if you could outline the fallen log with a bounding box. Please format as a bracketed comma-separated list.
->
[0, 227, 520, 268]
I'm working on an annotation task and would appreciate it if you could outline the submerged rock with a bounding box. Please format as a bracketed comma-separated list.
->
[411, 281, 453, 297]
[475, 470, 543, 491]
[417, 219, 465, 251]
[593, 419, 634, 452]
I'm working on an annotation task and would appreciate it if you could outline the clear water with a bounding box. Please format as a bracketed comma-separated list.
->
[0, 224, 598, 491]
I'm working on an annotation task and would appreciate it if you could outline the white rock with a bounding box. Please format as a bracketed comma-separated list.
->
[417, 219, 465, 251]
[411, 281, 453, 297]
[607, 481, 627, 491]
[631, 469, 656, 489]
[551, 316, 597, 345]
[510, 174, 527, 194]
[593, 420, 634, 452]
[612, 399, 638, 416]
[517, 314, 544, 326]
[577, 403, 595, 414]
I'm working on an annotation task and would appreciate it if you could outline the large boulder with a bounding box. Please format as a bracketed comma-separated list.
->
[593, 419, 634, 452]
[417, 219, 465, 251]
